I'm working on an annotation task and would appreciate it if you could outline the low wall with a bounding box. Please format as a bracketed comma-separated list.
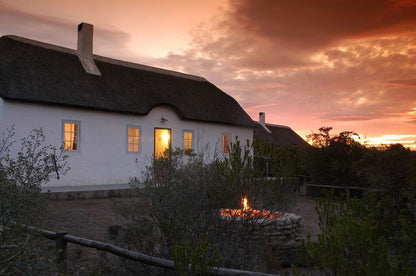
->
[262, 214, 302, 245]
[222, 213, 302, 266]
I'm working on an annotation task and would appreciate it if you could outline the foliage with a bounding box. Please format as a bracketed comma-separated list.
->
[392, 180, 416, 269]
[304, 127, 365, 193]
[117, 140, 301, 274]
[304, 193, 416, 275]
[302, 128, 416, 274]
[356, 144, 416, 192]
[304, 127, 416, 199]
[305, 194, 394, 275]
[0, 127, 68, 275]
[253, 137, 305, 178]
[171, 238, 220, 276]
[215, 139, 300, 211]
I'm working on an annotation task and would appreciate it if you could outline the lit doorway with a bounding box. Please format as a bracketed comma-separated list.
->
[154, 128, 171, 159]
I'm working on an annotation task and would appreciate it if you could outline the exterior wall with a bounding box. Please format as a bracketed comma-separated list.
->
[0, 98, 3, 137]
[1, 101, 253, 187]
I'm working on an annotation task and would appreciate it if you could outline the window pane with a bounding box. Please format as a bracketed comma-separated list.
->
[64, 122, 78, 151]
[129, 128, 138, 137]
[128, 127, 140, 152]
[184, 131, 193, 150]
[223, 134, 230, 154]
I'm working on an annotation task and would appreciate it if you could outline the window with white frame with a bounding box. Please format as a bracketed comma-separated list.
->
[183, 130, 194, 151]
[62, 120, 80, 151]
[222, 133, 231, 154]
[127, 126, 140, 153]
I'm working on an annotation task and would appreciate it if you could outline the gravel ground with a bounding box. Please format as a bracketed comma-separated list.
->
[44, 195, 320, 275]
[44, 197, 148, 274]
[293, 197, 321, 240]
[45, 196, 320, 239]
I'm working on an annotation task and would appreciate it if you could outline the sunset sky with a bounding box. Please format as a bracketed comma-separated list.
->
[1, 0, 416, 147]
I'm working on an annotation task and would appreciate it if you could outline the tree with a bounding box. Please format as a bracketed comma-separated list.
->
[0, 127, 69, 275]
[306, 127, 332, 148]
[356, 144, 416, 192]
[304, 127, 366, 198]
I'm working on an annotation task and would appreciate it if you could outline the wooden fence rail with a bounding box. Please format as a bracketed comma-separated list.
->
[20, 224, 279, 276]
[305, 184, 385, 191]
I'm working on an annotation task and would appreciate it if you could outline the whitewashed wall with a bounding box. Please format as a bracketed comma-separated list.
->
[0, 100, 253, 187]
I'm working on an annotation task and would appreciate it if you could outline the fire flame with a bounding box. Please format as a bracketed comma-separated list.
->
[242, 196, 249, 211]
[220, 195, 285, 220]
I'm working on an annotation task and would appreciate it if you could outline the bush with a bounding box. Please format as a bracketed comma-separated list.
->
[0, 127, 68, 275]
[304, 193, 416, 275]
[116, 141, 301, 274]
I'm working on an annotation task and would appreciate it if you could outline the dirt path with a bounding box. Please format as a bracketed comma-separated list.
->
[294, 197, 321, 239]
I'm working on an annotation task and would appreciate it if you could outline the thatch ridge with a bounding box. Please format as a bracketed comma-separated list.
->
[0, 35, 254, 127]
[254, 122, 308, 146]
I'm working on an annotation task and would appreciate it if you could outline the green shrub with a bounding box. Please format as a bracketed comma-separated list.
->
[305, 193, 415, 275]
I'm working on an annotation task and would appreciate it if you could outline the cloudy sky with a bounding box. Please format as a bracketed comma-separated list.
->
[1, 0, 416, 147]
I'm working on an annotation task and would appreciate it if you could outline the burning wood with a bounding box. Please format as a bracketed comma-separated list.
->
[220, 196, 285, 220]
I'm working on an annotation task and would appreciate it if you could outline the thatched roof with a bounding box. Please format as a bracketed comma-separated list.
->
[0, 35, 255, 127]
[254, 122, 308, 146]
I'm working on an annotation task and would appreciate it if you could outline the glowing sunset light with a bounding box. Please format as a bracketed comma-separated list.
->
[366, 135, 416, 149]
[1, 0, 415, 146]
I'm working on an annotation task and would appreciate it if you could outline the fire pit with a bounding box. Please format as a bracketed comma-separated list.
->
[219, 196, 302, 258]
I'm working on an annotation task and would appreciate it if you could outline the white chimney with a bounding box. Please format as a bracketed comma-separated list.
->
[259, 112, 271, 133]
[77, 23, 101, 76]
[259, 112, 266, 125]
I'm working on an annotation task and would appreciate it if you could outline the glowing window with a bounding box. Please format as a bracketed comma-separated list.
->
[155, 128, 171, 159]
[183, 130, 193, 151]
[63, 120, 79, 151]
[127, 126, 140, 153]
[222, 134, 231, 154]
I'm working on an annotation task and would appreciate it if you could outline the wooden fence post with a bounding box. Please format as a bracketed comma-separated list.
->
[56, 231, 68, 273]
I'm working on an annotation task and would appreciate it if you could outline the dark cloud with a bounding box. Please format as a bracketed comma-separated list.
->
[385, 79, 416, 87]
[158, 0, 416, 139]
[228, 0, 416, 52]
[172, 0, 416, 71]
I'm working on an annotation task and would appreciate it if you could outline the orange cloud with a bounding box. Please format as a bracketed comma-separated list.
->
[158, 0, 416, 143]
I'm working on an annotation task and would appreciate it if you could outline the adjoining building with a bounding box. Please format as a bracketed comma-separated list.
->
[254, 112, 308, 177]
[254, 112, 308, 147]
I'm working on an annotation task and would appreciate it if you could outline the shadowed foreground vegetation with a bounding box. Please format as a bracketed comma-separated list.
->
[111, 140, 301, 275]
[1, 127, 416, 275]
[294, 127, 416, 275]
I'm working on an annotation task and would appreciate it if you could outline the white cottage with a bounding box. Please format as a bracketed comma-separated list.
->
[0, 23, 254, 188]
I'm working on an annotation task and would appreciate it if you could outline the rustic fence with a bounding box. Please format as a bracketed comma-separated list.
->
[305, 183, 385, 199]
[20, 224, 280, 276]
